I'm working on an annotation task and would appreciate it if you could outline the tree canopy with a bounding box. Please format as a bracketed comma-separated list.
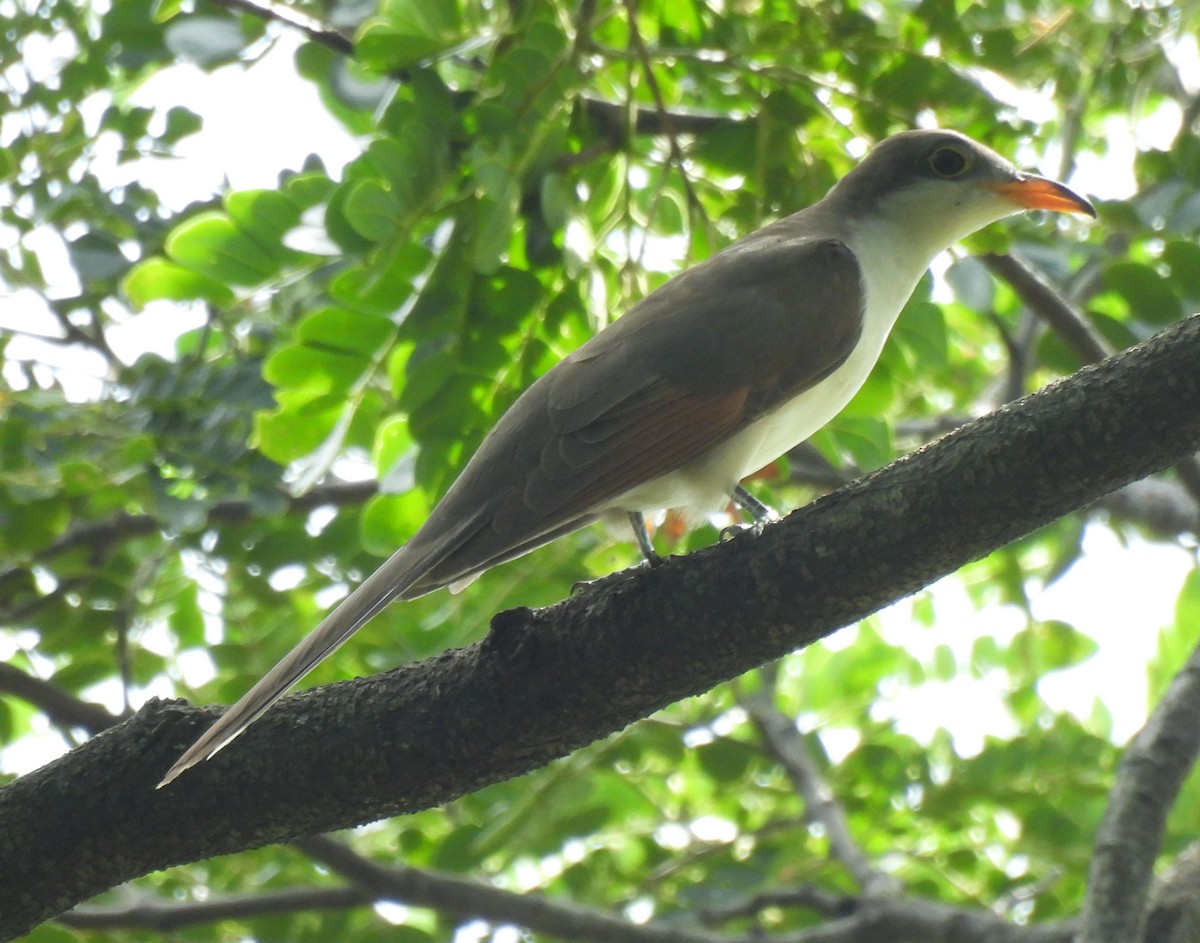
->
[2, 1, 1200, 942]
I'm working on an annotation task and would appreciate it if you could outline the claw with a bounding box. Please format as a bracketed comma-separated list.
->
[571, 557, 657, 595]
[719, 519, 768, 542]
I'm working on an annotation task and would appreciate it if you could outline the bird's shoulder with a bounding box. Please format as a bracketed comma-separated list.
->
[551, 223, 864, 418]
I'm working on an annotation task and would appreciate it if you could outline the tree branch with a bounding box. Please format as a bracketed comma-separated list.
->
[741, 670, 900, 898]
[297, 837, 1074, 943]
[1143, 841, 1200, 943]
[58, 886, 369, 931]
[202, 0, 736, 144]
[0, 479, 377, 605]
[1098, 479, 1200, 539]
[297, 835, 731, 943]
[205, 0, 354, 55]
[3, 315, 1200, 939]
[1079, 636, 1200, 942]
[699, 884, 851, 925]
[764, 896, 1075, 943]
[982, 251, 1200, 509]
[0, 663, 118, 735]
[981, 252, 1108, 365]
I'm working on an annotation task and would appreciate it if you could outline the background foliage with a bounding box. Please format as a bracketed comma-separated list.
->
[2, 0, 1199, 940]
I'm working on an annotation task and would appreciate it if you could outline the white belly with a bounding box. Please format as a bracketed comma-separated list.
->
[606, 220, 934, 524]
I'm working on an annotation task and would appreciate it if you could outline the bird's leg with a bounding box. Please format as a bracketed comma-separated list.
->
[569, 511, 662, 596]
[720, 484, 781, 541]
[628, 511, 662, 565]
[733, 485, 780, 525]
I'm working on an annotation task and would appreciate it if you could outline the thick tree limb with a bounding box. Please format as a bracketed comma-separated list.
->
[1079, 636, 1200, 942]
[2, 315, 1200, 939]
[983, 252, 1200, 506]
[1143, 841, 1200, 943]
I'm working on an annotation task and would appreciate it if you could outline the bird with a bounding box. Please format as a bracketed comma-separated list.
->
[157, 129, 1095, 787]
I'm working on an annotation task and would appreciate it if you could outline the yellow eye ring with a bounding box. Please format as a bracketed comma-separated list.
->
[929, 146, 970, 178]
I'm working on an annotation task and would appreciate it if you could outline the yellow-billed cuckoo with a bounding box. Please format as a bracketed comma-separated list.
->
[158, 129, 1094, 787]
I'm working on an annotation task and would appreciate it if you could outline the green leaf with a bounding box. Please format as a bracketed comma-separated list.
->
[1148, 569, 1200, 704]
[123, 257, 236, 308]
[68, 231, 128, 281]
[224, 189, 302, 253]
[842, 363, 894, 419]
[356, 0, 466, 71]
[262, 344, 367, 397]
[161, 105, 202, 143]
[828, 416, 893, 470]
[166, 212, 281, 286]
[1162, 240, 1200, 297]
[1102, 261, 1183, 324]
[169, 582, 205, 647]
[0, 498, 70, 554]
[1008, 620, 1098, 677]
[254, 399, 344, 464]
[150, 0, 187, 22]
[343, 178, 405, 243]
[330, 246, 430, 316]
[472, 162, 520, 273]
[296, 307, 395, 358]
[360, 491, 427, 555]
[696, 737, 754, 782]
[397, 345, 454, 414]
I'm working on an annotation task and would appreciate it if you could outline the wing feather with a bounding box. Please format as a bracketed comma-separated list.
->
[386, 228, 865, 591]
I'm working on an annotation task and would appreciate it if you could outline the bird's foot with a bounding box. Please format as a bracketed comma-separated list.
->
[721, 485, 781, 541]
[719, 519, 769, 542]
[570, 555, 660, 596]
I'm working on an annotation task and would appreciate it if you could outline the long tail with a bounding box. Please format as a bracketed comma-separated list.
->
[156, 543, 434, 788]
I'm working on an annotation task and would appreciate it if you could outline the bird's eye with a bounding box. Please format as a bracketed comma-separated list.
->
[929, 146, 969, 178]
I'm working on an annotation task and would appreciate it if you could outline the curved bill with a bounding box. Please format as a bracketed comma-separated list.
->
[988, 175, 1097, 218]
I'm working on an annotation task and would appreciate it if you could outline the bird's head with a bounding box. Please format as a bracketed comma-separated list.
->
[827, 129, 1095, 257]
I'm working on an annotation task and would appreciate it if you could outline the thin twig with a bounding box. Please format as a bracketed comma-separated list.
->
[698, 885, 851, 925]
[0, 663, 118, 734]
[981, 253, 1109, 364]
[205, 0, 354, 55]
[982, 251, 1200, 508]
[740, 668, 901, 899]
[622, 0, 706, 226]
[0, 480, 377, 602]
[296, 836, 1074, 943]
[295, 835, 733, 943]
[58, 887, 369, 931]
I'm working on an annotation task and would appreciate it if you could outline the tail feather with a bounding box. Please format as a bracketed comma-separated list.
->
[156, 493, 591, 788]
[156, 543, 431, 788]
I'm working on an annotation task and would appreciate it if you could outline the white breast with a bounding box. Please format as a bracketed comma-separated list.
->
[606, 214, 941, 524]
